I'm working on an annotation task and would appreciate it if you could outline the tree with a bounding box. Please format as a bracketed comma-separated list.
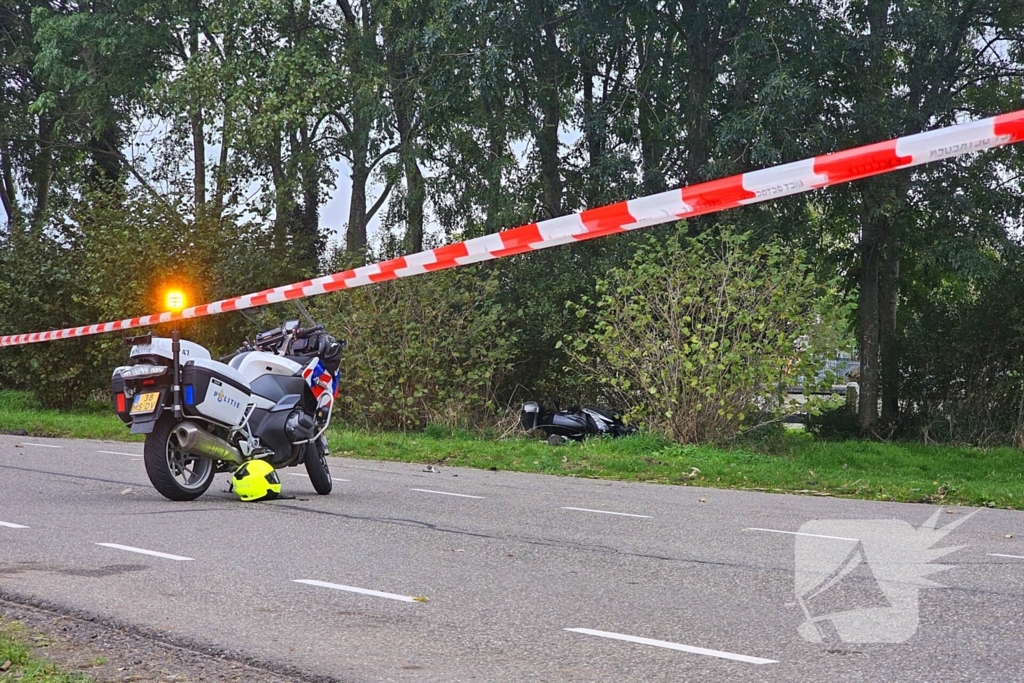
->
[817, 0, 1024, 433]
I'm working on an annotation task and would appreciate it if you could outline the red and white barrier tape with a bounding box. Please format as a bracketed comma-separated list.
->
[3, 110, 1023, 347]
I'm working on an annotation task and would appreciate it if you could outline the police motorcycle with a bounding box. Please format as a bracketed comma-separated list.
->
[111, 320, 343, 501]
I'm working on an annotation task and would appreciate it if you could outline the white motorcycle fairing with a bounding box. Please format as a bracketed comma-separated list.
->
[130, 337, 211, 362]
[230, 352, 304, 411]
[231, 352, 304, 383]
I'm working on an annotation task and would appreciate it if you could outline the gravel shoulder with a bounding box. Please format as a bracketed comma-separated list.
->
[0, 596, 320, 683]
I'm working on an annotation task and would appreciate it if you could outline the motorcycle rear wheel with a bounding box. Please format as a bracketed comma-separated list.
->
[303, 440, 332, 495]
[144, 415, 215, 501]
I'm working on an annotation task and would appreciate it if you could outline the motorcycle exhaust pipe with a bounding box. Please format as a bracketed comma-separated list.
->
[175, 421, 244, 466]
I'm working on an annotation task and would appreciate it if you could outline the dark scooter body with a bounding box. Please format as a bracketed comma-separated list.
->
[520, 401, 635, 442]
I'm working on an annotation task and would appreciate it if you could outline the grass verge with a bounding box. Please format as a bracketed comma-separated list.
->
[0, 619, 91, 682]
[0, 392, 138, 442]
[2, 391, 1021, 508]
[326, 427, 1024, 509]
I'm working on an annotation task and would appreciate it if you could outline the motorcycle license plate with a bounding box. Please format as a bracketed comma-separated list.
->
[130, 392, 160, 415]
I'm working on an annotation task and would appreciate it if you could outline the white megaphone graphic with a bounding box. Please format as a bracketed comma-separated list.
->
[794, 508, 980, 643]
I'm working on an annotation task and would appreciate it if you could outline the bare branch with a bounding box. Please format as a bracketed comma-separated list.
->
[366, 176, 397, 221]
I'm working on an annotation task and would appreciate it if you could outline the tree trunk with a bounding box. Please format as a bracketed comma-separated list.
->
[536, 16, 562, 218]
[29, 116, 53, 229]
[481, 91, 506, 234]
[638, 100, 663, 195]
[537, 89, 561, 217]
[211, 26, 234, 220]
[347, 162, 368, 258]
[269, 133, 291, 254]
[212, 116, 230, 218]
[879, 242, 900, 422]
[1, 143, 22, 227]
[683, 67, 711, 183]
[853, 0, 893, 436]
[404, 158, 424, 253]
[190, 110, 206, 209]
[346, 106, 371, 260]
[395, 99, 424, 253]
[581, 55, 603, 205]
[298, 126, 321, 272]
[300, 185, 320, 270]
[89, 124, 122, 187]
[857, 189, 886, 433]
[634, 25, 664, 195]
[189, 10, 205, 209]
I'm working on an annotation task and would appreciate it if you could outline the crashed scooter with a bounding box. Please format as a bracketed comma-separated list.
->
[520, 402, 635, 444]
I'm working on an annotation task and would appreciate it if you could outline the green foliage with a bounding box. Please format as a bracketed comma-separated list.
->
[897, 243, 1024, 445]
[0, 228, 103, 409]
[1, 0, 1023, 450]
[0, 188, 280, 407]
[309, 265, 517, 431]
[73, 187, 282, 347]
[566, 227, 851, 443]
[807, 403, 861, 442]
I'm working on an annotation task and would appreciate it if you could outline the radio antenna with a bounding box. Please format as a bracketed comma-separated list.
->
[293, 299, 317, 326]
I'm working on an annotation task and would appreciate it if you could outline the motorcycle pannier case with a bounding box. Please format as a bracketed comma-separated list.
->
[181, 359, 252, 427]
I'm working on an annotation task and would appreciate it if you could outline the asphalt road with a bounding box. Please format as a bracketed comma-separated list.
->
[1, 434, 1022, 682]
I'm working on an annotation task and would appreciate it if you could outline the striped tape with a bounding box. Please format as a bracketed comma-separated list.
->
[2, 109, 1022, 347]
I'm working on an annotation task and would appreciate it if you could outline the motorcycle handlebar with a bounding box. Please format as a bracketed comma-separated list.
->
[294, 324, 324, 340]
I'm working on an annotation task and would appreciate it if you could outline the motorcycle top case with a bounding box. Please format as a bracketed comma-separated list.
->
[181, 358, 252, 427]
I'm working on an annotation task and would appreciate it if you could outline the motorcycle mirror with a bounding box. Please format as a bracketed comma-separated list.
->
[124, 333, 153, 347]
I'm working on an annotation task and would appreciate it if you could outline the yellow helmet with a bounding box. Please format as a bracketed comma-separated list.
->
[232, 460, 281, 502]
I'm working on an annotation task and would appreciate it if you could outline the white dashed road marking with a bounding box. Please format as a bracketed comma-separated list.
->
[410, 488, 484, 499]
[565, 628, 778, 664]
[562, 507, 651, 519]
[97, 450, 142, 457]
[96, 543, 193, 561]
[0, 521, 29, 529]
[745, 528, 860, 542]
[989, 553, 1024, 560]
[20, 443, 62, 449]
[293, 580, 423, 603]
[283, 473, 350, 482]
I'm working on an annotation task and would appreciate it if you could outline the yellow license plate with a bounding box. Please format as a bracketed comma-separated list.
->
[130, 392, 160, 415]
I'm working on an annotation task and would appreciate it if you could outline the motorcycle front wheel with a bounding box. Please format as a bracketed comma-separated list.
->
[144, 415, 215, 501]
[303, 440, 332, 495]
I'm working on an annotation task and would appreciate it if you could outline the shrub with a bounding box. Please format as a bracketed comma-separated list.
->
[0, 188, 286, 408]
[310, 265, 517, 431]
[806, 403, 860, 441]
[565, 227, 848, 443]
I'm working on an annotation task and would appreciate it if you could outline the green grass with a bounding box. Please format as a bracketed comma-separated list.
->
[3, 391, 1021, 508]
[0, 391, 138, 442]
[327, 426, 1024, 509]
[0, 620, 92, 682]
